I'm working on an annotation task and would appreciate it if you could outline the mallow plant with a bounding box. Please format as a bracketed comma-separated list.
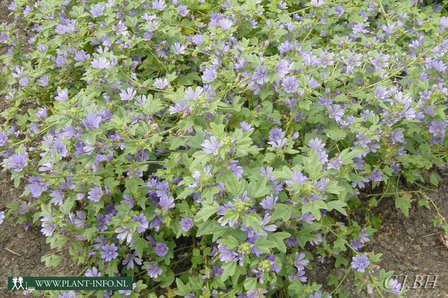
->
[1, 0, 448, 297]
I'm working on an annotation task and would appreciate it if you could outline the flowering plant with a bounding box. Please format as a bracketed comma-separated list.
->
[1, 0, 447, 297]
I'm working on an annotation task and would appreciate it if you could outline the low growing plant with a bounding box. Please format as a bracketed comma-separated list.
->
[1, 0, 448, 297]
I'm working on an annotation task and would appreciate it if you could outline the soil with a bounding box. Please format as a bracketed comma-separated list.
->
[1, 1, 447, 298]
[308, 176, 448, 298]
[0, 1, 82, 297]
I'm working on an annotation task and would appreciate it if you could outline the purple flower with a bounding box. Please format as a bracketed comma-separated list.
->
[0, 211, 5, 225]
[369, 169, 382, 182]
[282, 76, 299, 93]
[358, 228, 370, 243]
[311, 0, 325, 7]
[28, 175, 49, 197]
[308, 78, 321, 88]
[286, 170, 308, 186]
[178, 5, 189, 17]
[218, 244, 237, 262]
[202, 67, 217, 83]
[179, 217, 194, 232]
[428, 120, 448, 138]
[120, 87, 136, 101]
[253, 66, 269, 85]
[41, 215, 55, 237]
[147, 263, 162, 278]
[122, 251, 142, 270]
[171, 42, 185, 55]
[240, 121, 253, 132]
[38, 76, 49, 87]
[327, 157, 343, 170]
[387, 278, 403, 296]
[85, 267, 101, 277]
[132, 214, 149, 233]
[87, 186, 103, 202]
[152, 0, 166, 11]
[35, 107, 47, 120]
[159, 195, 175, 211]
[83, 113, 102, 129]
[91, 57, 110, 70]
[101, 244, 118, 262]
[294, 252, 309, 270]
[50, 189, 64, 206]
[260, 194, 278, 210]
[0, 132, 8, 146]
[228, 161, 243, 179]
[308, 138, 325, 151]
[74, 50, 90, 62]
[278, 41, 293, 54]
[185, 86, 203, 101]
[202, 136, 224, 155]
[153, 78, 170, 89]
[149, 216, 163, 232]
[351, 254, 370, 273]
[90, 3, 105, 17]
[275, 60, 290, 77]
[219, 18, 233, 31]
[116, 225, 133, 243]
[334, 5, 344, 17]
[19, 76, 29, 87]
[95, 214, 110, 232]
[155, 242, 169, 256]
[55, 89, 68, 101]
[351, 239, 364, 250]
[192, 34, 203, 45]
[6, 153, 28, 172]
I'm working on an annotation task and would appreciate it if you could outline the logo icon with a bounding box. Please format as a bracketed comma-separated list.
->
[11, 277, 26, 290]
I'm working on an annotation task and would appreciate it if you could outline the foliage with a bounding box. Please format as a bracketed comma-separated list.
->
[1, 0, 448, 297]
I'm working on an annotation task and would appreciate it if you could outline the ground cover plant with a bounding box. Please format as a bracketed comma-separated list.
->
[1, 0, 448, 297]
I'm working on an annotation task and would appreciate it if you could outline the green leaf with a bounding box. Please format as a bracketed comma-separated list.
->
[324, 181, 345, 195]
[160, 269, 175, 288]
[220, 170, 244, 196]
[132, 238, 148, 258]
[47, 233, 67, 250]
[304, 151, 322, 180]
[273, 166, 293, 181]
[247, 177, 270, 198]
[59, 195, 75, 214]
[333, 238, 347, 252]
[195, 201, 220, 222]
[328, 274, 339, 286]
[334, 254, 348, 268]
[125, 177, 144, 194]
[255, 236, 276, 253]
[326, 200, 348, 216]
[196, 220, 226, 237]
[302, 200, 327, 221]
[242, 213, 263, 235]
[244, 278, 257, 291]
[221, 209, 240, 225]
[271, 203, 293, 222]
[395, 195, 411, 216]
[220, 236, 239, 249]
[339, 147, 366, 165]
[430, 172, 441, 186]
[267, 232, 290, 253]
[221, 261, 237, 282]
[296, 224, 320, 247]
[288, 280, 305, 296]
[41, 254, 62, 267]
[175, 278, 190, 296]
